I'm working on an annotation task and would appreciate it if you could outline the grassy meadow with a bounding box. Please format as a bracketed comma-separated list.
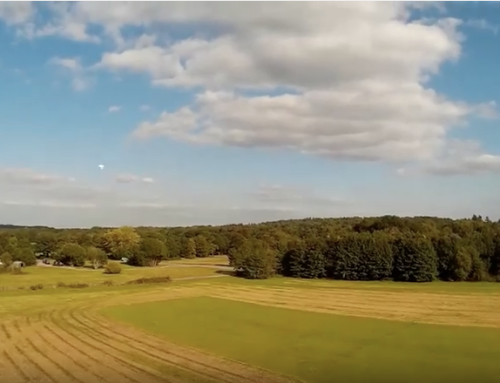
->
[0, 256, 229, 290]
[103, 296, 500, 383]
[0, 261, 499, 383]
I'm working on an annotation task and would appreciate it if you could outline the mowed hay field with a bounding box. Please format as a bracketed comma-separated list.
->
[0, 275, 500, 383]
[0, 261, 227, 290]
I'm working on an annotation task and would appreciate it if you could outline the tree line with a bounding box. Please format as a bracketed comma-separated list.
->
[0, 214, 499, 282]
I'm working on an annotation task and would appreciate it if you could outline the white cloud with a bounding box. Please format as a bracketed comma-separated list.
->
[133, 89, 487, 164]
[60, 2, 493, 175]
[2, 3, 500, 227]
[422, 140, 500, 176]
[0, 2, 33, 25]
[18, 2, 98, 43]
[140, 105, 151, 111]
[115, 174, 154, 184]
[49, 56, 92, 91]
[108, 105, 122, 113]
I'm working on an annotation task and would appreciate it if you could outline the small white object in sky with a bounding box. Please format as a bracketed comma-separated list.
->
[98, 164, 104, 170]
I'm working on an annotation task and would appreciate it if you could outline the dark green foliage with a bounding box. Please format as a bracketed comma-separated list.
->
[34, 232, 58, 258]
[16, 248, 37, 266]
[1, 214, 500, 283]
[126, 276, 171, 285]
[283, 240, 327, 279]
[491, 237, 500, 276]
[393, 235, 437, 282]
[56, 243, 86, 267]
[194, 235, 212, 258]
[433, 235, 461, 281]
[134, 237, 167, 266]
[468, 246, 488, 281]
[327, 233, 393, 280]
[183, 238, 197, 259]
[231, 238, 277, 279]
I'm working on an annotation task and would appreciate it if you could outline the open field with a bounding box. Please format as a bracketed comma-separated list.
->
[0, 264, 223, 290]
[104, 296, 500, 383]
[0, 275, 499, 383]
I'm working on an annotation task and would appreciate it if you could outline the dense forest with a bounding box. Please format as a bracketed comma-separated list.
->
[0, 214, 499, 282]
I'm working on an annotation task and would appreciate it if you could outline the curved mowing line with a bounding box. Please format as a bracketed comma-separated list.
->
[1, 323, 11, 339]
[77, 310, 261, 383]
[36, 328, 111, 383]
[2, 350, 30, 382]
[80, 302, 298, 383]
[68, 295, 292, 383]
[14, 344, 56, 383]
[60, 310, 172, 383]
[17, 315, 98, 383]
[25, 337, 84, 383]
[40, 321, 133, 383]
[57, 306, 181, 383]
[66, 306, 238, 383]
[43, 310, 160, 383]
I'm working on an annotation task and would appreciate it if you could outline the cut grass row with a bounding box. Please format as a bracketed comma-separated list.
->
[1, 274, 500, 383]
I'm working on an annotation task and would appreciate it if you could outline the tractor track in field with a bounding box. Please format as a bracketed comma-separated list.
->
[0, 286, 300, 383]
[1, 282, 498, 383]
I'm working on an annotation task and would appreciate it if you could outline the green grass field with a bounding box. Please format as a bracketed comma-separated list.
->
[0, 264, 221, 289]
[1, 267, 500, 383]
[103, 295, 500, 383]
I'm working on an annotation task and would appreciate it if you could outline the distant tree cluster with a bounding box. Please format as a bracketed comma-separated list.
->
[0, 214, 499, 282]
[229, 214, 500, 282]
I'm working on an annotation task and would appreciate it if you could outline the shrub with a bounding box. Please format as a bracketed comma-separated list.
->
[104, 262, 122, 274]
[67, 283, 89, 288]
[57, 282, 89, 288]
[101, 280, 114, 286]
[30, 284, 44, 290]
[126, 276, 171, 285]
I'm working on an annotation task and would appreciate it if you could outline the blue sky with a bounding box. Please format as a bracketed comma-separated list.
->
[0, 2, 500, 228]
